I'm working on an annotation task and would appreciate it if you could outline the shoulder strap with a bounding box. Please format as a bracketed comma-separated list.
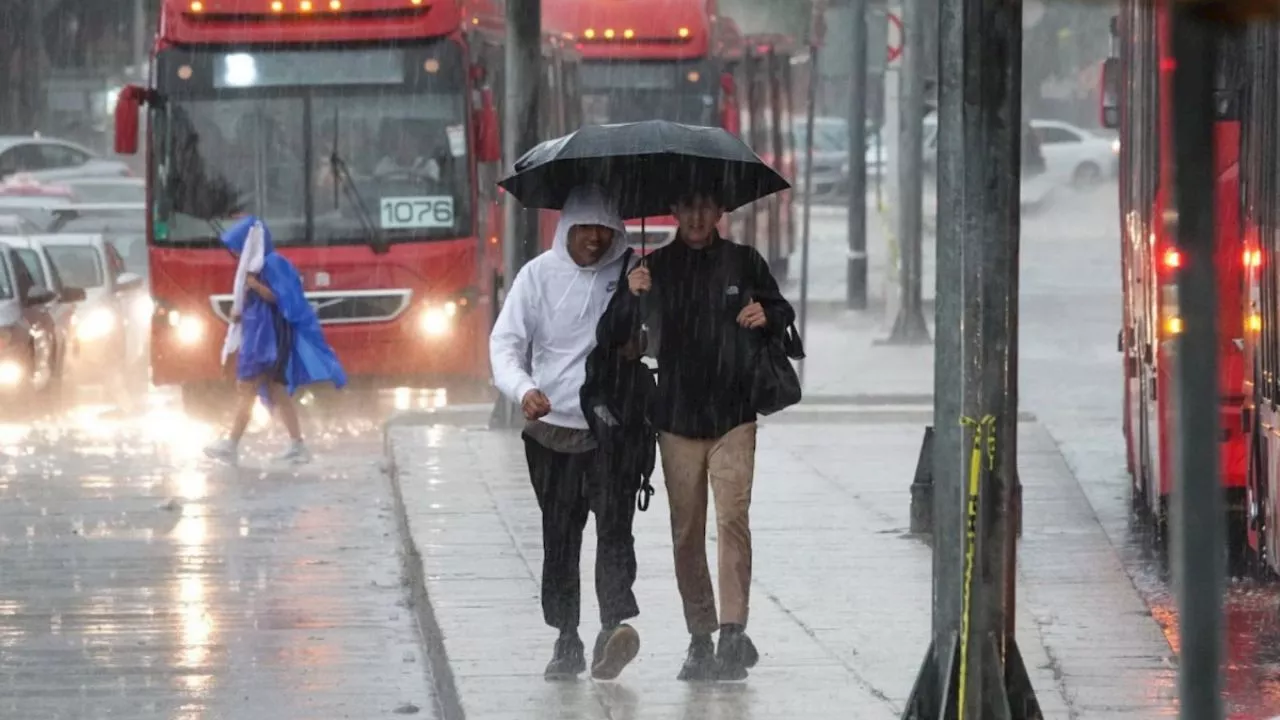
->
[617, 247, 635, 285]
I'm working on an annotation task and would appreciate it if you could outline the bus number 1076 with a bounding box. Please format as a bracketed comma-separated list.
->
[379, 196, 455, 229]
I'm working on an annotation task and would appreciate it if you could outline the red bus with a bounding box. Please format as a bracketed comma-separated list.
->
[1238, 22, 1280, 575]
[112, 0, 580, 412]
[543, 0, 796, 277]
[1102, 1, 1248, 561]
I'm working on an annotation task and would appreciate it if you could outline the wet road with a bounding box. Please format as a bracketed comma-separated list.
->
[0, 392, 434, 719]
[1019, 186, 1280, 718]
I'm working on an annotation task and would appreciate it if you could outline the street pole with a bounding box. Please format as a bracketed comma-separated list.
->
[798, 1, 825, 389]
[491, 0, 543, 430]
[1170, 6, 1224, 719]
[133, 0, 147, 70]
[886, 0, 930, 344]
[902, 0, 1040, 716]
[846, 0, 868, 311]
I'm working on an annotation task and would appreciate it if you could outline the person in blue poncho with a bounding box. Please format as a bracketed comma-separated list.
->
[204, 216, 348, 465]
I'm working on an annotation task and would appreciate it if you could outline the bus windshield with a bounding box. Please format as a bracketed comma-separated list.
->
[579, 60, 716, 126]
[151, 43, 472, 247]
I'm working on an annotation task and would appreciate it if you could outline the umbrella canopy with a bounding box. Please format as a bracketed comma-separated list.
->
[497, 119, 790, 219]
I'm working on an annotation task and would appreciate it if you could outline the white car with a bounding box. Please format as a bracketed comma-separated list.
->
[0, 213, 44, 237]
[26, 233, 148, 391]
[0, 136, 132, 183]
[1030, 119, 1119, 187]
[923, 116, 1118, 188]
[56, 176, 144, 204]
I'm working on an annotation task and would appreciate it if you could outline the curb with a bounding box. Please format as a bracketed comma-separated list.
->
[383, 427, 467, 720]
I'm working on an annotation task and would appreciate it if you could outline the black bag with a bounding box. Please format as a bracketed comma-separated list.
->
[581, 248, 658, 511]
[722, 244, 805, 417]
[751, 320, 804, 416]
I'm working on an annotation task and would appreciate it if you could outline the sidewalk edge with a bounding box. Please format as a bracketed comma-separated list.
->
[383, 426, 467, 720]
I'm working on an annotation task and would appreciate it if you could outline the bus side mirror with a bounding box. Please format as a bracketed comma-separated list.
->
[1100, 57, 1119, 130]
[114, 84, 146, 155]
[475, 87, 501, 164]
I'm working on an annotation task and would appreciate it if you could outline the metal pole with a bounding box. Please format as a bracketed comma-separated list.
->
[929, 0, 964, 695]
[506, 0, 542, 270]
[798, 3, 823, 389]
[133, 0, 147, 70]
[491, 0, 543, 429]
[846, 0, 868, 311]
[887, 0, 930, 344]
[1170, 6, 1224, 719]
[902, 0, 1039, 716]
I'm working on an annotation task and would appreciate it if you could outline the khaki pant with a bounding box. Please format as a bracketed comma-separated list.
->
[659, 423, 757, 635]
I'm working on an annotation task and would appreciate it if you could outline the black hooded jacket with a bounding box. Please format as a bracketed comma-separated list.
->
[606, 234, 795, 440]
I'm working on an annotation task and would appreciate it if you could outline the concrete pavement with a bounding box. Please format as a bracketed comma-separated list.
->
[385, 302, 1176, 719]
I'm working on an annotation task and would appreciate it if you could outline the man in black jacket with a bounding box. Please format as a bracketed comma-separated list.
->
[615, 191, 795, 681]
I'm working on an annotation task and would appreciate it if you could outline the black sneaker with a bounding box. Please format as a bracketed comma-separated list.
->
[545, 633, 586, 680]
[591, 624, 640, 680]
[716, 625, 757, 680]
[677, 634, 717, 681]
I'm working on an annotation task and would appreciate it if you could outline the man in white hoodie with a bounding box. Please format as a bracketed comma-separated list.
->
[489, 185, 641, 681]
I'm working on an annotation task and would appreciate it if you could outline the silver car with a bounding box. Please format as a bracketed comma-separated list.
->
[0, 136, 131, 183]
[0, 244, 84, 405]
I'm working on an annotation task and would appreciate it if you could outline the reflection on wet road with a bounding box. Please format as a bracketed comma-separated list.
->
[0, 392, 432, 719]
[1120, 529, 1280, 720]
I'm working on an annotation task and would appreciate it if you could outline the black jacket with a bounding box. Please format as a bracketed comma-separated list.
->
[608, 234, 795, 440]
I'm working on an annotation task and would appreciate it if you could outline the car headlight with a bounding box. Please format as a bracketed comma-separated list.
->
[167, 310, 205, 347]
[75, 306, 118, 341]
[419, 301, 458, 338]
[1111, 138, 1120, 154]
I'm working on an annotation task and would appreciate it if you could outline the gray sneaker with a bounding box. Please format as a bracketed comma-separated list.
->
[203, 439, 239, 464]
[276, 441, 312, 465]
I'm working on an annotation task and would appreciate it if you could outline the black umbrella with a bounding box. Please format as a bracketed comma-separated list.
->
[497, 119, 790, 220]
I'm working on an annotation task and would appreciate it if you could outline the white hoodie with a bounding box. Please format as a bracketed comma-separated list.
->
[489, 186, 632, 430]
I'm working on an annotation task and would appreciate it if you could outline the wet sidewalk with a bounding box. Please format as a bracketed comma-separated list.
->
[0, 404, 434, 719]
[385, 312, 1177, 719]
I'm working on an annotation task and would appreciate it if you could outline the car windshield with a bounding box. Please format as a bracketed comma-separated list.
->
[580, 60, 716, 126]
[43, 245, 103, 289]
[152, 44, 472, 246]
[13, 248, 47, 289]
[108, 235, 147, 276]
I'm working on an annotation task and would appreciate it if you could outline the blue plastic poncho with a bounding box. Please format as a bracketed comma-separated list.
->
[220, 216, 348, 402]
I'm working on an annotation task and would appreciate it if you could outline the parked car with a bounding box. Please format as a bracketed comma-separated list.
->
[4, 237, 83, 360]
[794, 116, 887, 199]
[0, 213, 44, 236]
[0, 136, 131, 183]
[923, 116, 1118, 188]
[28, 233, 147, 391]
[0, 244, 85, 405]
[56, 176, 144, 204]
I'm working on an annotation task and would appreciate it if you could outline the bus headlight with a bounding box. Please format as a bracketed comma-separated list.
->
[0, 359, 24, 387]
[419, 301, 458, 338]
[168, 310, 206, 346]
[75, 307, 118, 342]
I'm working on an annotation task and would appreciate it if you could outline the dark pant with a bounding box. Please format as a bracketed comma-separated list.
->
[523, 434, 640, 632]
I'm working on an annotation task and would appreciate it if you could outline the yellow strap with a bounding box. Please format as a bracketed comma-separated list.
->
[956, 415, 996, 720]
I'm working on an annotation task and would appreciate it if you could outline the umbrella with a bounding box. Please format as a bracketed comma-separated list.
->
[497, 119, 790, 220]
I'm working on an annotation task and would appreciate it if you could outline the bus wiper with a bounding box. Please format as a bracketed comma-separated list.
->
[327, 109, 387, 255]
[329, 151, 388, 255]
